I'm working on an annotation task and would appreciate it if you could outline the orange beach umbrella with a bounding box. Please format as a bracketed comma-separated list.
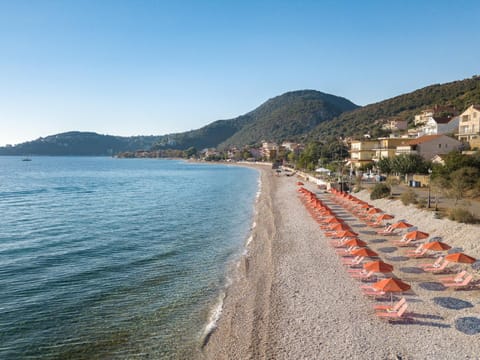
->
[372, 278, 411, 303]
[296, 181, 304, 186]
[344, 238, 368, 247]
[367, 208, 383, 215]
[404, 230, 429, 241]
[376, 214, 394, 221]
[391, 220, 413, 229]
[363, 260, 394, 273]
[330, 223, 352, 231]
[335, 230, 358, 238]
[445, 253, 476, 264]
[350, 248, 378, 257]
[423, 241, 451, 252]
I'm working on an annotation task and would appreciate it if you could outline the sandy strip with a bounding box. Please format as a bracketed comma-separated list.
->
[202, 169, 480, 359]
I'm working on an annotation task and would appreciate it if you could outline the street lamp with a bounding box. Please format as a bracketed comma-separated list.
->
[427, 168, 432, 208]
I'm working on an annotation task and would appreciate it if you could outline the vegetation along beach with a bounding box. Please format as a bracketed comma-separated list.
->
[2, 1, 480, 359]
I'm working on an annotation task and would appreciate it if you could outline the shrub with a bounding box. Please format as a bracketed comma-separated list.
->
[447, 208, 477, 224]
[416, 198, 427, 208]
[370, 183, 391, 200]
[400, 190, 418, 205]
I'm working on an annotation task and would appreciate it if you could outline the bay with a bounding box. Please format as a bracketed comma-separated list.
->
[0, 157, 258, 359]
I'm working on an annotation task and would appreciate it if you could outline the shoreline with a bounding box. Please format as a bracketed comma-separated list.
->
[201, 169, 480, 359]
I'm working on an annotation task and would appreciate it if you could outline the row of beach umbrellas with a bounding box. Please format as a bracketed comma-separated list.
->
[297, 186, 412, 302]
[328, 188, 477, 271]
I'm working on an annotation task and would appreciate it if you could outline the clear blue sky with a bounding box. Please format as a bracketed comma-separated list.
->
[1, 0, 479, 146]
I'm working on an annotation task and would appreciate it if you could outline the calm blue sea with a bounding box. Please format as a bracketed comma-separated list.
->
[0, 157, 259, 359]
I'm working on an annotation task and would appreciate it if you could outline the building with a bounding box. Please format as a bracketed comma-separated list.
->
[372, 137, 406, 161]
[382, 118, 408, 132]
[348, 139, 379, 169]
[418, 116, 460, 136]
[261, 142, 278, 160]
[457, 105, 480, 144]
[414, 105, 457, 126]
[395, 135, 462, 160]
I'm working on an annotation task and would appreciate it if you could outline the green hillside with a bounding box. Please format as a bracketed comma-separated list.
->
[309, 76, 480, 140]
[218, 90, 359, 148]
[150, 90, 358, 150]
[0, 132, 161, 156]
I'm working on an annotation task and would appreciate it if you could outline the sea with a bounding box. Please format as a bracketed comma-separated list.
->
[0, 156, 259, 359]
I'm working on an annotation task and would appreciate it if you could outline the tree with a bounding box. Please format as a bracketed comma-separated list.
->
[447, 167, 480, 205]
[391, 154, 428, 182]
[184, 147, 197, 158]
[376, 157, 393, 174]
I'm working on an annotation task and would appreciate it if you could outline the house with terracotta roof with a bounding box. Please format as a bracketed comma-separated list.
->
[395, 135, 462, 160]
[457, 105, 480, 145]
[419, 115, 460, 136]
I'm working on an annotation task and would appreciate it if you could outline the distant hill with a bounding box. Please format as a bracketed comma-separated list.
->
[0, 132, 162, 156]
[151, 90, 359, 150]
[308, 76, 480, 140]
[3, 77, 479, 156]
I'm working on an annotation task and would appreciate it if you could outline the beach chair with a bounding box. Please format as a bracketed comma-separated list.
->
[376, 226, 399, 236]
[374, 297, 406, 312]
[394, 237, 417, 247]
[376, 303, 409, 321]
[423, 260, 450, 274]
[418, 257, 443, 269]
[366, 220, 384, 228]
[342, 256, 365, 266]
[439, 271, 467, 284]
[335, 246, 357, 255]
[361, 287, 386, 298]
[351, 270, 376, 281]
[443, 275, 474, 290]
[406, 245, 428, 258]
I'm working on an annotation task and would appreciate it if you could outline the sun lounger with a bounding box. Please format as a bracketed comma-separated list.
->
[342, 256, 365, 266]
[376, 303, 409, 320]
[362, 288, 386, 298]
[335, 246, 357, 255]
[418, 257, 443, 269]
[439, 270, 467, 284]
[351, 270, 376, 281]
[406, 245, 428, 258]
[443, 274, 474, 290]
[393, 236, 416, 247]
[374, 297, 406, 312]
[423, 260, 450, 273]
[366, 221, 384, 228]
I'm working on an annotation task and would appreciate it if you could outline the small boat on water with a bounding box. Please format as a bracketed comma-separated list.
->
[22, 158, 32, 161]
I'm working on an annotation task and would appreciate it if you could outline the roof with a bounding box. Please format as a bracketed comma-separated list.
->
[407, 135, 443, 145]
[432, 116, 454, 124]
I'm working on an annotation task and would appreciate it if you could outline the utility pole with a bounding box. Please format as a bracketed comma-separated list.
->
[427, 169, 432, 208]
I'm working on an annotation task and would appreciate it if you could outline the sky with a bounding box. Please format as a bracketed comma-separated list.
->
[0, 0, 479, 146]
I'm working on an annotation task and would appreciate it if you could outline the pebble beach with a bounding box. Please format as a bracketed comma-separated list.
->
[202, 166, 480, 359]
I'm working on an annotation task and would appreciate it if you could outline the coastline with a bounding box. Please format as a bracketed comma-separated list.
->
[202, 167, 480, 359]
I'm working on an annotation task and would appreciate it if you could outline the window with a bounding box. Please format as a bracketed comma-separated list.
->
[438, 144, 442, 148]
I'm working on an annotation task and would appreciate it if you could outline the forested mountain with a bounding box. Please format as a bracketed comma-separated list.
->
[308, 76, 480, 140]
[0, 132, 161, 156]
[151, 90, 358, 150]
[217, 90, 358, 148]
